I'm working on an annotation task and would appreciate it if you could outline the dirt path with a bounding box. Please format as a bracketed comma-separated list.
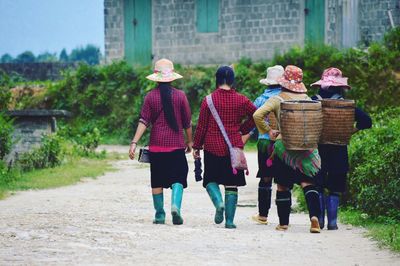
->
[0, 147, 398, 265]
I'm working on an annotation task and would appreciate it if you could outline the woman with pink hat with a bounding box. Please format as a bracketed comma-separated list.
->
[129, 59, 193, 225]
[253, 65, 322, 233]
[311, 67, 372, 230]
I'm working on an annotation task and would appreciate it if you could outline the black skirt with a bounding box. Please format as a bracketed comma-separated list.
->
[203, 151, 246, 188]
[256, 139, 277, 178]
[273, 157, 315, 190]
[150, 149, 188, 189]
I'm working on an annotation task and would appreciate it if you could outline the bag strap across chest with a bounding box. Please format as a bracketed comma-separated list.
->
[206, 95, 233, 149]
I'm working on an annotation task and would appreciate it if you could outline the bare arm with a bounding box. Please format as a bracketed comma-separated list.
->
[129, 122, 147, 160]
[185, 126, 193, 153]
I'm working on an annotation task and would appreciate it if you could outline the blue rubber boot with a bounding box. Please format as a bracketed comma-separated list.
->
[225, 190, 238, 229]
[326, 193, 340, 230]
[206, 182, 225, 224]
[171, 183, 184, 225]
[152, 193, 165, 224]
[318, 192, 326, 229]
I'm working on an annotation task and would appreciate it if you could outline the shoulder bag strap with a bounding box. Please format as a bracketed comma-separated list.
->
[206, 95, 233, 149]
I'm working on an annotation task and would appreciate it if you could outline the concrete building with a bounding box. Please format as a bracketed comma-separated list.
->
[104, 0, 400, 65]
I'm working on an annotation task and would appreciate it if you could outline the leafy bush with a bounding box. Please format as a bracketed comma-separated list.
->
[0, 114, 13, 160]
[17, 134, 64, 172]
[347, 107, 400, 220]
[0, 160, 16, 185]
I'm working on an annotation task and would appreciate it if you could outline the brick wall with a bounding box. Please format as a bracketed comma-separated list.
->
[104, 0, 125, 63]
[104, 0, 400, 64]
[152, 0, 304, 64]
[359, 0, 399, 46]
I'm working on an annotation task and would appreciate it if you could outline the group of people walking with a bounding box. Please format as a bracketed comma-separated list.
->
[128, 58, 371, 233]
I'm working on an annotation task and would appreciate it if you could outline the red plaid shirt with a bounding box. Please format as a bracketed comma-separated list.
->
[140, 87, 192, 149]
[193, 88, 257, 156]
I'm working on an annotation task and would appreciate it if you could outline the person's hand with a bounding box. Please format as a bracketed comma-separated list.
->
[241, 134, 250, 145]
[268, 129, 280, 140]
[193, 149, 201, 159]
[185, 141, 193, 154]
[129, 143, 137, 160]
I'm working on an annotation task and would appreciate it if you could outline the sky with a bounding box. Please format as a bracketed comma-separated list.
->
[0, 0, 104, 57]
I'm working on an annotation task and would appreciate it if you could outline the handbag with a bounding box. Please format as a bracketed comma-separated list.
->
[206, 95, 249, 175]
[138, 147, 150, 163]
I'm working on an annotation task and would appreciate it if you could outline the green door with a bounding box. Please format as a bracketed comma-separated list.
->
[305, 0, 325, 44]
[124, 0, 152, 66]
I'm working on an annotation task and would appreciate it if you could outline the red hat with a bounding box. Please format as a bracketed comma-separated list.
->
[311, 67, 351, 89]
[278, 65, 307, 93]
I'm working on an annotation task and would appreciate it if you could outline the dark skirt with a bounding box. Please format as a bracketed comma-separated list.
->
[273, 157, 315, 190]
[315, 169, 347, 193]
[203, 151, 246, 188]
[256, 139, 277, 178]
[150, 149, 188, 189]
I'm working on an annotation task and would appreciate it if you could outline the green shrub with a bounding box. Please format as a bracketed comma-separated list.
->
[17, 134, 65, 172]
[0, 114, 13, 160]
[347, 107, 400, 220]
[0, 160, 17, 185]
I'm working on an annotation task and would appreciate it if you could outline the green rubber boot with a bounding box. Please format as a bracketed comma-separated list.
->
[152, 193, 165, 224]
[225, 190, 238, 229]
[171, 183, 184, 225]
[206, 182, 225, 224]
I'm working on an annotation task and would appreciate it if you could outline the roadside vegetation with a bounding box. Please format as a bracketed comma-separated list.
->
[0, 27, 399, 250]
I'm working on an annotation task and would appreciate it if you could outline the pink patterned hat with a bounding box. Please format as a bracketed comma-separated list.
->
[278, 65, 307, 93]
[146, 59, 183, 82]
[311, 67, 351, 89]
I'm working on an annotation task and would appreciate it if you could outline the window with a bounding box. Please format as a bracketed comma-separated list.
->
[196, 0, 219, 32]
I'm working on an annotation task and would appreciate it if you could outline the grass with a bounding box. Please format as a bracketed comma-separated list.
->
[339, 208, 400, 252]
[0, 155, 120, 200]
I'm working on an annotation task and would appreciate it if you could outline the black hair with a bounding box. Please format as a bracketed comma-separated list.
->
[215, 66, 235, 88]
[158, 82, 179, 132]
[319, 86, 347, 99]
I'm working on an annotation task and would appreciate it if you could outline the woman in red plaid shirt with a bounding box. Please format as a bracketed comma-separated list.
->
[129, 59, 193, 225]
[193, 66, 257, 229]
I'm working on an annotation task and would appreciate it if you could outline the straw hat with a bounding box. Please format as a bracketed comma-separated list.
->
[259, 65, 284, 86]
[146, 58, 183, 82]
[311, 67, 351, 89]
[278, 65, 307, 93]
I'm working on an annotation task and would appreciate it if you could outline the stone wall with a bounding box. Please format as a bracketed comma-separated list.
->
[359, 0, 400, 46]
[326, 0, 400, 47]
[152, 0, 304, 64]
[0, 63, 77, 81]
[104, 0, 400, 64]
[4, 110, 71, 164]
[104, 0, 125, 63]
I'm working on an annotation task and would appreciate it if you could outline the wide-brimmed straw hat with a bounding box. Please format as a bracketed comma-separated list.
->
[311, 67, 351, 89]
[278, 65, 307, 93]
[259, 65, 284, 86]
[146, 58, 183, 82]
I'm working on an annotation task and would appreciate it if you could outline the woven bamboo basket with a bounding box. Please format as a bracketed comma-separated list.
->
[268, 113, 278, 130]
[280, 100, 323, 150]
[320, 99, 355, 145]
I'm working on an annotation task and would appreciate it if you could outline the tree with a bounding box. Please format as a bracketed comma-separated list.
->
[15, 51, 36, 63]
[36, 52, 57, 62]
[59, 49, 69, 62]
[69, 44, 101, 65]
[0, 54, 13, 63]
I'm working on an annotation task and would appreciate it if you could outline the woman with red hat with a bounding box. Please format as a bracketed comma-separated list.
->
[129, 59, 193, 225]
[253, 65, 322, 233]
[311, 67, 372, 230]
